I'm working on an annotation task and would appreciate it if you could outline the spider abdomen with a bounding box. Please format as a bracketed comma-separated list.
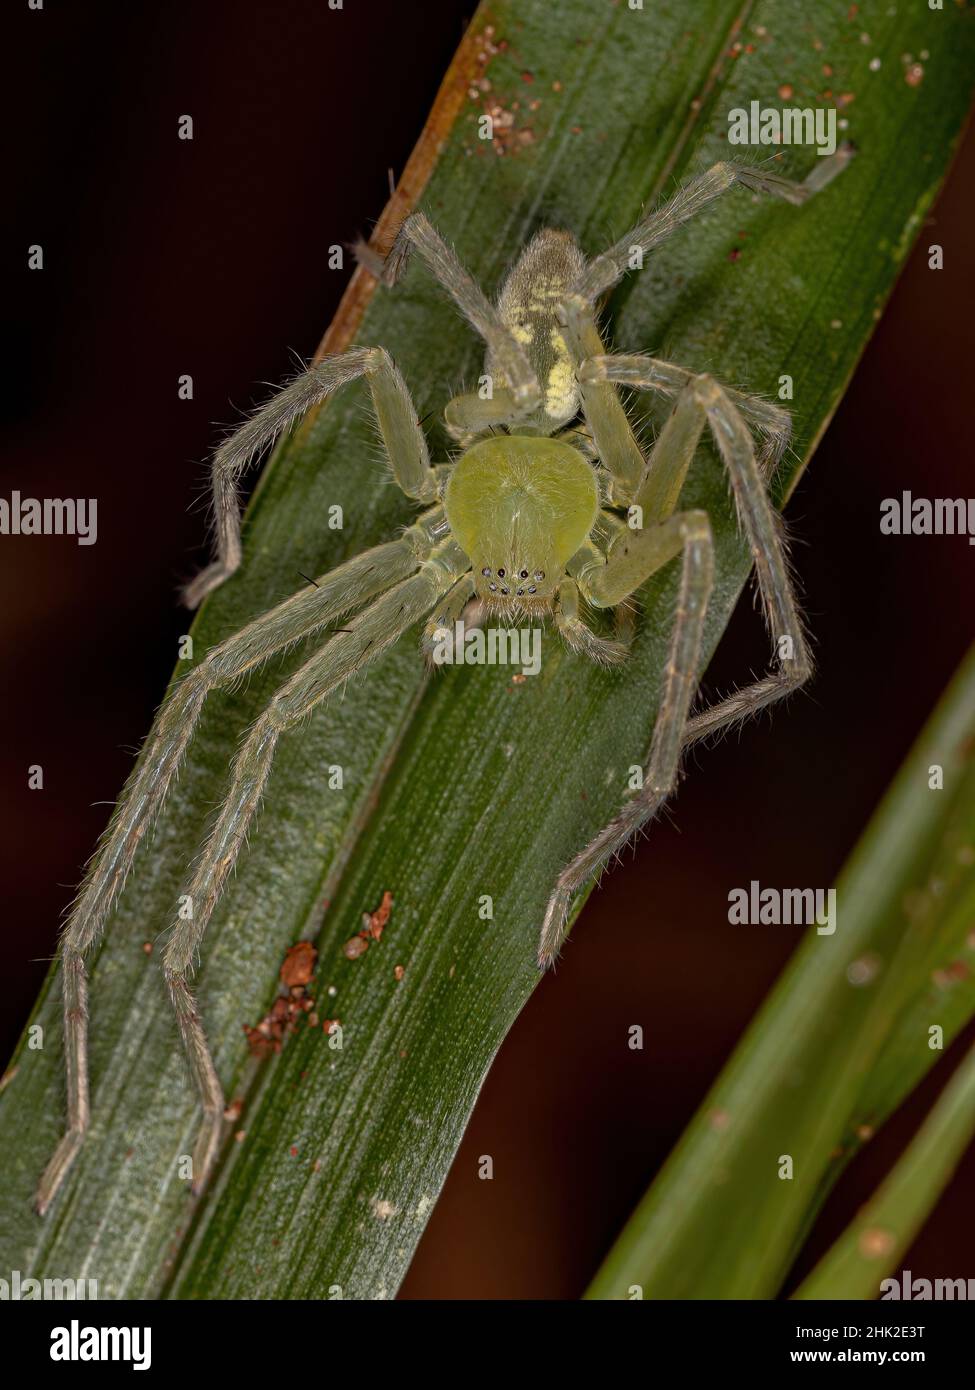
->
[492, 227, 586, 433]
[445, 435, 598, 602]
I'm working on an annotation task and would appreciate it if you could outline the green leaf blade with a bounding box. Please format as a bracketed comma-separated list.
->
[587, 644, 975, 1300]
[2, 0, 973, 1299]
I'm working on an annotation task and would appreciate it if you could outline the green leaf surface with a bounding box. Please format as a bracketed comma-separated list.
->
[2, 0, 973, 1299]
[588, 643, 975, 1300]
[794, 1041, 975, 1300]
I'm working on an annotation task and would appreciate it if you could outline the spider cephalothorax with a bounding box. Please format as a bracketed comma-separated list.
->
[445, 435, 597, 611]
[37, 145, 853, 1215]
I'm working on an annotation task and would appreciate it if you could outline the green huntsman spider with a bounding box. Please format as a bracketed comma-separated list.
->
[37, 145, 853, 1214]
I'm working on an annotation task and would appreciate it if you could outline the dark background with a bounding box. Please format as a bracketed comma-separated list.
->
[4, 1, 973, 1298]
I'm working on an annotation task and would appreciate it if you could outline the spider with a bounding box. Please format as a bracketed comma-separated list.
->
[37, 145, 852, 1214]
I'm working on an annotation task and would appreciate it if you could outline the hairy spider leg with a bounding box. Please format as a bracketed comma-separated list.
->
[540, 507, 715, 966]
[557, 295, 647, 501]
[185, 346, 438, 607]
[534, 145, 857, 962]
[35, 509, 447, 1214]
[422, 573, 477, 658]
[587, 360, 812, 741]
[583, 353, 792, 474]
[381, 212, 541, 421]
[553, 576, 628, 666]
[538, 371, 810, 964]
[572, 145, 855, 303]
[161, 540, 470, 1194]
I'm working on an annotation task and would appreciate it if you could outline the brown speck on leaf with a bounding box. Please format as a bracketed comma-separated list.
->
[511, 672, 527, 685]
[728, 247, 741, 262]
[224, 1097, 243, 1122]
[280, 940, 317, 988]
[859, 1227, 895, 1259]
[290, 1145, 299, 1157]
[521, 70, 534, 82]
[856, 1123, 874, 1142]
[778, 83, 794, 100]
[234, 1129, 246, 1143]
[313, 1159, 322, 1173]
[244, 941, 321, 1056]
[142, 941, 153, 956]
[323, 1018, 342, 1034]
[345, 935, 369, 960]
[243, 1025, 278, 1058]
[571, 124, 582, 134]
[905, 63, 924, 87]
[394, 965, 405, 981]
[308, 1012, 320, 1028]
[363, 890, 394, 941]
[709, 1108, 731, 1132]
[0, 1065, 18, 1095]
[552, 79, 562, 91]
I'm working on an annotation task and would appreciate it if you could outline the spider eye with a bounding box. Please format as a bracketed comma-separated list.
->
[500, 587, 509, 596]
[488, 582, 497, 592]
[497, 568, 505, 578]
[534, 570, 545, 581]
[516, 588, 524, 596]
[481, 567, 492, 576]
[519, 569, 529, 579]
[528, 586, 536, 594]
